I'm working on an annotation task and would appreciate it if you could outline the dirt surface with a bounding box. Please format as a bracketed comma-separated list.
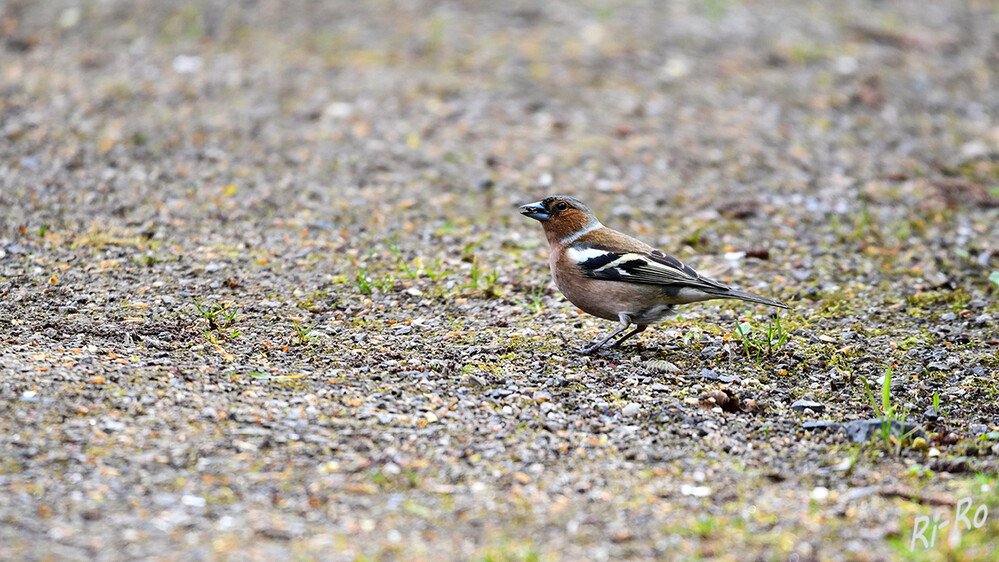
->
[2, 1, 999, 560]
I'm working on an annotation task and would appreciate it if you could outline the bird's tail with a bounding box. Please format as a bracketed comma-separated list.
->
[705, 288, 790, 309]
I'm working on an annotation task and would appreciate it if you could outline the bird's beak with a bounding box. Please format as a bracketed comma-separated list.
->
[519, 201, 549, 221]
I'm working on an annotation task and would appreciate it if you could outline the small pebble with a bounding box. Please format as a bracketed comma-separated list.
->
[680, 484, 711, 497]
[181, 495, 207, 508]
[791, 400, 826, 414]
[810, 487, 829, 500]
[968, 423, 988, 437]
[802, 421, 840, 432]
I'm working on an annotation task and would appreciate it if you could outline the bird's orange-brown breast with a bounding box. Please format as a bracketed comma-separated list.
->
[549, 247, 669, 321]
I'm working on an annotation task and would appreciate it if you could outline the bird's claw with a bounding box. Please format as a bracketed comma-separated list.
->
[578, 342, 617, 355]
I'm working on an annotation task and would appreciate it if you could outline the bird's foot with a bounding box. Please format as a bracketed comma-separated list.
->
[578, 342, 605, 355]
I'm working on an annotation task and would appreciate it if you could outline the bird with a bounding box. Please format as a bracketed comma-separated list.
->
[520, 195, 790, 354]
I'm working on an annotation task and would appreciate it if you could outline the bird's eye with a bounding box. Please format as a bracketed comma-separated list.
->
[554, 201, 568, 211]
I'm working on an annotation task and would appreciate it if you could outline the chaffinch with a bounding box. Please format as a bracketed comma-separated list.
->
[520, 195, 790, 354]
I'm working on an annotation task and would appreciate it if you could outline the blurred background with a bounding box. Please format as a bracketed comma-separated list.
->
[4, 1, 997, 251]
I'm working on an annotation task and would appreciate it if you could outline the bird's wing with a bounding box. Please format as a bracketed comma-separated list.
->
[568, 247, 731, 291]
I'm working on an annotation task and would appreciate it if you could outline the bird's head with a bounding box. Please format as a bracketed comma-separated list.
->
[520, 195, 600, 244]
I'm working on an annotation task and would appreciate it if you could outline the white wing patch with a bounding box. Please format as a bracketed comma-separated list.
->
[566, 247, 609, 264]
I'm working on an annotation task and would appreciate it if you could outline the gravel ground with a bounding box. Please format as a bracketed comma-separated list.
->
[2, 1, 999, 560]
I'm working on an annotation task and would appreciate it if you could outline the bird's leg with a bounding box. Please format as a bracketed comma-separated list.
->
[580, 314, 633, 354]
[608, 324, 648, 349]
